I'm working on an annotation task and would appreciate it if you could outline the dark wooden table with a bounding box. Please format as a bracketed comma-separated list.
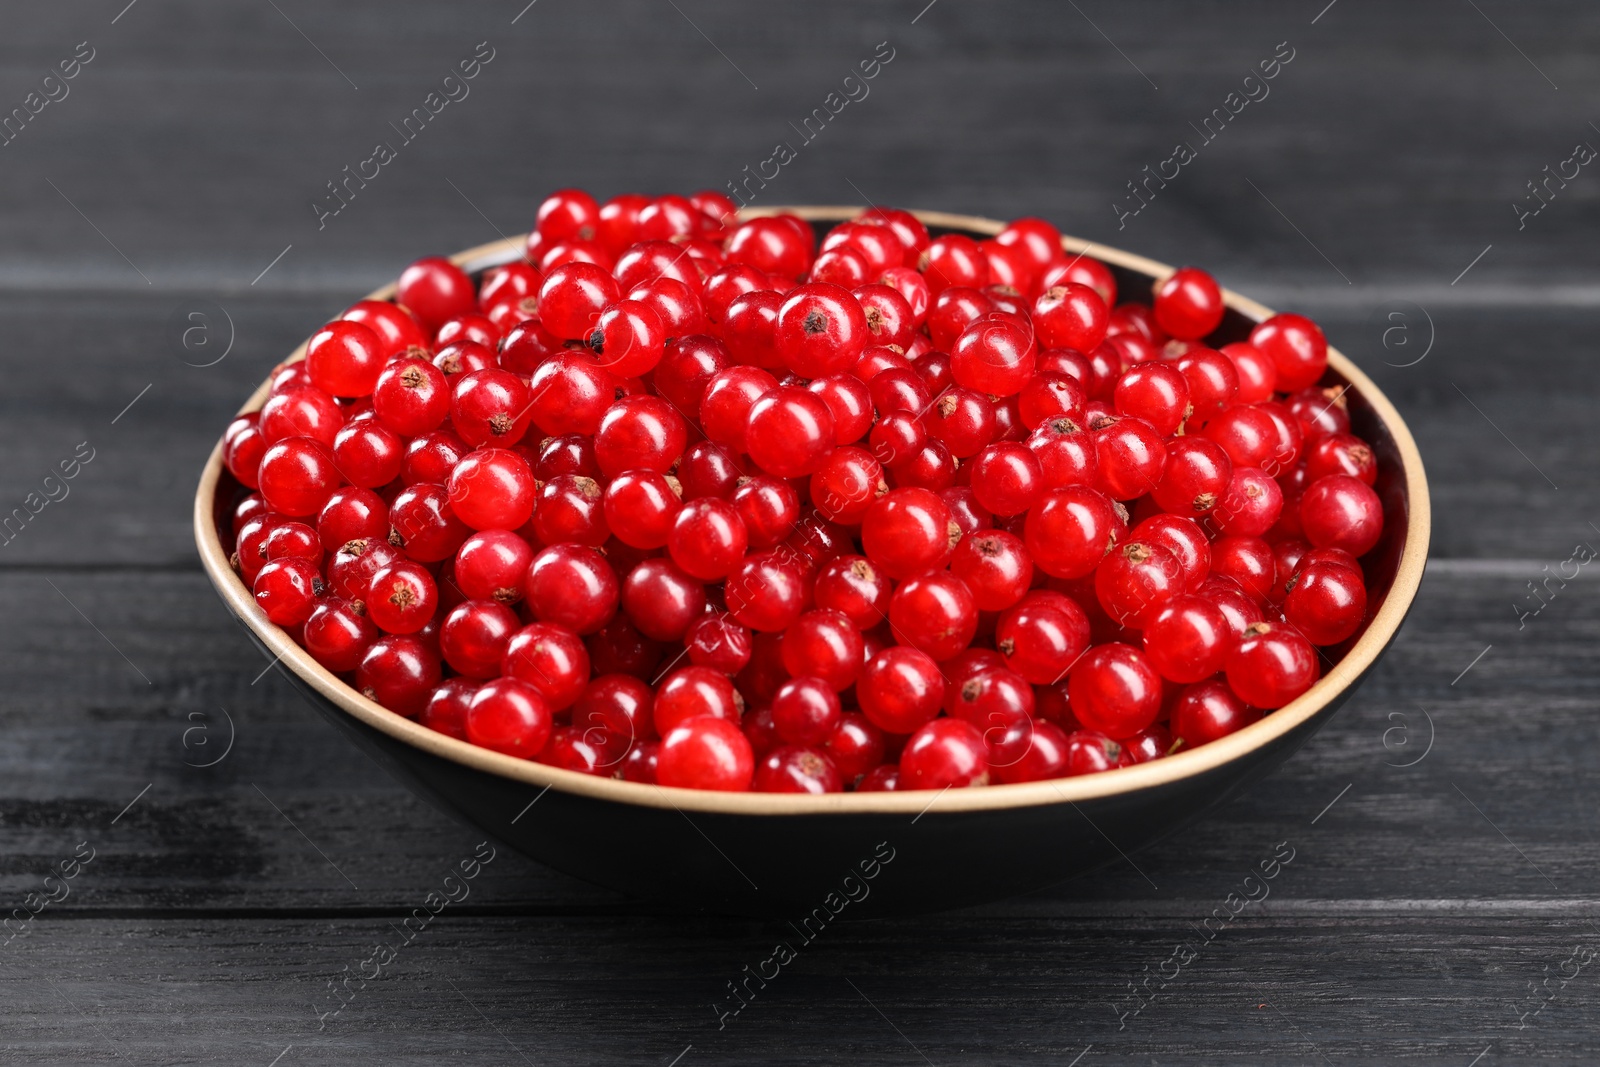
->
[3, 1, 1598, 1062]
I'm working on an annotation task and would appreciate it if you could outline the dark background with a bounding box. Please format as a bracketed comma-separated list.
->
[2, 1, 1598, 1063]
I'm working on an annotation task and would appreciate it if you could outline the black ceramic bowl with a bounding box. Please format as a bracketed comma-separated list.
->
[195, 208, 1429, 918]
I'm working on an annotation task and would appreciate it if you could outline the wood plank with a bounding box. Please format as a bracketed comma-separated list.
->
[0, 2, 1594, 293]
[1, 915, 1596, 1064]
[0, 293, 1593, 566]
[0, 565, 1591, 915]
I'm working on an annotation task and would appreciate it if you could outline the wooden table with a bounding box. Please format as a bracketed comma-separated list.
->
[3, 1, 1596, 1062]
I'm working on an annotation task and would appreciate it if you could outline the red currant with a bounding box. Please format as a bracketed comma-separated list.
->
[1152, 267, 1224, 340]
[465, 677, 553, 758]
[1067, 643, 1162, 739]
[1226, 621, 1319, 708]
[525, 544, 618, 634]
[657, 716, 754, 791]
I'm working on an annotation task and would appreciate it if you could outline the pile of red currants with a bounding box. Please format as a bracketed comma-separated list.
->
[221, 189, 1385, 794]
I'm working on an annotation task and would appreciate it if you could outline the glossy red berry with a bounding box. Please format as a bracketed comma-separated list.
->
[400, 429, 471, 487]
[1208, 465, 1281, 538]
[1142, 594, 1232, 683]
[342, 299, 427, 360]
[302, 597, 379, 672]
[1151, 437, 1232, 517]
[1093, 415, 1167, 500]
[857, 646, 944, 734]
[926, 386, 996, 459]
[995, 590, 1091, 684]
[525, 352, 616, 437]
[1058, 730, 1122, 775]
[1305, 432, 1377, 485]
[731, 475, 800, 549]
[657, 716, 754, 791]
[921, 233, 989, 296]
[900, 718, 989, 789]
[1210, 536, 1277, 603]
[1032, 283, 1108, 352]
[574, 672, 656, 744]
[398, 257, 475, 333]
[499, 622, 591, 712]
[525, 544, 618, 634]
[1130, 513, 1211, 592]
[726, 216, 814, 279]
[969, 442, 1045, 516]
[1172, 678, 1261, 748]
[1299, 475, 1383, 557]
[753, 746, 842, 793]
[950, 530, 1033, 612]
[1114, 362, 1191, 436]
[451, 369, 532, 448]
[602, 470, 681, 549]
[824, 713, 886, 784]
[1026, 417, 1097, 489]
[366, 559, 438, 635]
[536, 188, 600, 243]
[1024, 485, 1123, 579]
[1017, 372, 1088, 430]
[613, 558, 701, 643]
[805, 374, 874, 446]
[889, 571, 978, 661]
[987, 719, 1070, 784]
[440, 600, 520, 678]
[668, 497, 748, 580]
[812, 555, 892, 630]
[860, 487, 958, 580]
[770, 677, 843, 747]
[532, 474, 609, 547]
[465, 677, 553, 758]
[724, 551, 809, 632]
[372, 358, 450, 437]
[389, 483, 472, 562]
[1227, 621, 1319, 708]
[587, 299, 666, 378]
[1250, 313, 1328, 392]
[447, 448, 537, 531]
[303, 320, 385, 399]
[1095, 540, 1182, 629]
[538, 261, 620, 341]
[1067, 643, 1162, 739]
[951, 317, 1035, 397]
[773, 282, 868, 377]
[684, 613, 753, 675]
[745, 386, 836, 478]
[699, 365, 777, 451]
[253, 557, 324, 626]
[258, 437, 341, 517]
[330, 419, 401, 489]
[1283, 560, 1367, 645]
[262, 520, 322, 565]
[357, 635, 442, 718]
[781, 609, 865, 692]
[418, 678, 475, 740]
[1153, 267, 1224, 340]
[594, 395, 688, 478]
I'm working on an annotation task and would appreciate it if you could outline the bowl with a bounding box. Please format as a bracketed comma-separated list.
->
[194, 207, 1429, 918]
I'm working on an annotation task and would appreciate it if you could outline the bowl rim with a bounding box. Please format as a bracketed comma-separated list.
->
[194, 206, 1430, 817]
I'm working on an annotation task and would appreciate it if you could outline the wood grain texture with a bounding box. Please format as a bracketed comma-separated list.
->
[0, 295, 1590, 567]
[2, 916, 1595, 1066]
[0, 1, 1593, 294]
[0, 568, 1591, 914]
[1, 0, 1597, 1060]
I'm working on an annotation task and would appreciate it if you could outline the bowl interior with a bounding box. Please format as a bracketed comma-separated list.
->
[196, 208, 1429, 821]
